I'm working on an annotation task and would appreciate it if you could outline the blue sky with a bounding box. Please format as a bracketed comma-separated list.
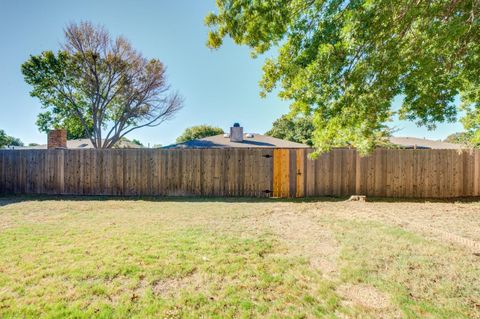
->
[0, 0, 463, 146]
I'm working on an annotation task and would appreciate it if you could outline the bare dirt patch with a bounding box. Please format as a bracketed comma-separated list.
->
[336, 283, 403, 319]
[337, 284, 391, 309]
[152, 272, 204, 297]
[259, 203, 339, 279]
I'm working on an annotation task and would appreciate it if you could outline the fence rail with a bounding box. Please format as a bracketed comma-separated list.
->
[1, 148, 479, 198]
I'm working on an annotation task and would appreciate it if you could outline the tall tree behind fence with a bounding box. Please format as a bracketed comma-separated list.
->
[0, 148, 479, 198]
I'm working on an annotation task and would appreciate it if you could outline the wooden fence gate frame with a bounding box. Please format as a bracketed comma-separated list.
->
[272, 149, 306, 198]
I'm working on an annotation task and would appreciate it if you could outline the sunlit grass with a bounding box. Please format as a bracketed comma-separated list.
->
[0, 197, 478, 318]
[0, 198, 342, 318]
[327, 218, 480, 318]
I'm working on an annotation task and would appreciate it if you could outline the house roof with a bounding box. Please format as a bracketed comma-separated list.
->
[388, 137, 465, 149]
[3, 136, 464, 151]
[164, 134, 467, 150]
[164, 134, 310, 149]
[65, 139, 142, 149]
[3, 138, 142, 150]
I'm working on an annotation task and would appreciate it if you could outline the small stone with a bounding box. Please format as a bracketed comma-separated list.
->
[346, 195, 367, 202]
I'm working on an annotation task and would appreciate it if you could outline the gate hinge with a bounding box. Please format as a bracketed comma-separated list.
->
[262, 154, 272, 158]
[263, 189, 272, 194]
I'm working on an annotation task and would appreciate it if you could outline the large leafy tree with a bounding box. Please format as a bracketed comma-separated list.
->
[266, 114, 314, 146]
[22, 22, 182, 148]
[176, 125, 224, 143]
[206, 0, 480, 153]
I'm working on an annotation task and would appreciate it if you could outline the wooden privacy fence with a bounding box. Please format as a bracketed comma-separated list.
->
[0, 148, 479, 198]
[273, 149, 480, 198]
[0, 149, 273, 197]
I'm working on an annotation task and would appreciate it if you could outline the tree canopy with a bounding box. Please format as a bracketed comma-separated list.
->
[22, 22, 182, 148]
[444, 132, 471, 145]
[176, 125, 224, 143]
[206, 0, 480, 153]
[265, 114, 314, 146]
[35, 111, 93, 140]
[0, 130, 23, 148]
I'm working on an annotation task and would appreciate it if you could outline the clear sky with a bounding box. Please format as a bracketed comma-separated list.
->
[0, 0, 464, 146]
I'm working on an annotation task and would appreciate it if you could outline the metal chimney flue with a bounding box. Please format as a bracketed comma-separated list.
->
[230, 123, 243, 142]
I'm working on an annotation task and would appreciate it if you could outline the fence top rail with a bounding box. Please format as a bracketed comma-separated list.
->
[0, 147, 476, 154]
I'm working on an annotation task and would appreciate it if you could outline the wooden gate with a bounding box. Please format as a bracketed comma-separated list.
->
[272, 149, 308, 198]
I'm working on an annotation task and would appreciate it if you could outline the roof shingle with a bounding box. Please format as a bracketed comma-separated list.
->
[163, 134, 309, 149]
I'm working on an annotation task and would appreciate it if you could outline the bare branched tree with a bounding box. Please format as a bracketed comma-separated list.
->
[22, 21, 182, 148]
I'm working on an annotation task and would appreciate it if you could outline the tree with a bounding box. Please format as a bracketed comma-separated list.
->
[206, 1, 480, 153]
[460, 104, 480, 146]
[176, 125, 224, 143]
[266, 113, 392, 148]
[131, 139, 144, 147]
[36, 111, 93, 140]
[22, 21, 182, 148]
[444, 132, 471, 145]
[0, 130, 24, 148]
[266, 114, 314, 146]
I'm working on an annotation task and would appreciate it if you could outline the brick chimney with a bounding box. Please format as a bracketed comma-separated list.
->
[47, 129, 67, 149]
[230, 123, 243, 142]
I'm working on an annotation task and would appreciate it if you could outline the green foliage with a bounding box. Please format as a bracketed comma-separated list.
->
[176, 125, 224, 143]
[21, 48, 93, 140]
[131, 139, 144, 146]
[0, 130, 23, 148]
[36, 111, 93, 140]
[21, 22, 182, 148]
[206, 0, 480, 153]
[266, 114, 392, 149]
[444, 132, 471, 146]
[461, 103, 480, 147]
[116, 137, 144, 148]
[266, 114, 314, 146]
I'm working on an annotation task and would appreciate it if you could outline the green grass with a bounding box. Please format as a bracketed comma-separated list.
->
[328, 219, 479, 318]
[0, 197, 478, 318]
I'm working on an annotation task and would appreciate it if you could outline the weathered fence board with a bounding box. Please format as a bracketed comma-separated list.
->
[272, 148, 480, 198]
[0, 148, 272, 197]
[1, 148, 479, 198]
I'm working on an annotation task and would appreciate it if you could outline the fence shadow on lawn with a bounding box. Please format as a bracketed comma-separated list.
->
[1, 194, 479, 208]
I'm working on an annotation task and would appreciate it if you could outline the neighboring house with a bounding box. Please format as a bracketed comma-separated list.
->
[165, 123, 466, 150]
[3, 138, 142, 150]
[164, 124, 309, 149]
[388, 137, 465, 149]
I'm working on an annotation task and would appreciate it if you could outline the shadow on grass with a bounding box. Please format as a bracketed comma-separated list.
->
[1, 194, 479, 207]
[0, 194, 344, 207]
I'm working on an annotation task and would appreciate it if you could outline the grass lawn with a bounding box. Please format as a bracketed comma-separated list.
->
[0, 197, 479, 318]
